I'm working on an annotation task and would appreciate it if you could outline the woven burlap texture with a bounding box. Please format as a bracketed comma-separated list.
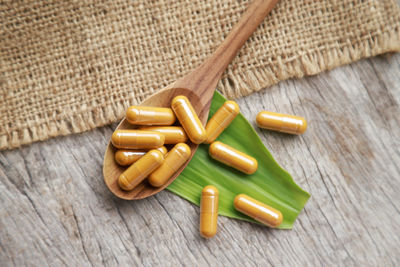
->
[1, 0, 400, 150]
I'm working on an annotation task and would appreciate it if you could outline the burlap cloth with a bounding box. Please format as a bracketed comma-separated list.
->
[1, 1, 399, 150]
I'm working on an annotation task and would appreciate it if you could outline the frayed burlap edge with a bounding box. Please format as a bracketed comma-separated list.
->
[1, 28, 399, 150]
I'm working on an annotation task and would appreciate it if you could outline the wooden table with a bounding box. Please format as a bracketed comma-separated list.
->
[1, 54, 399, 266]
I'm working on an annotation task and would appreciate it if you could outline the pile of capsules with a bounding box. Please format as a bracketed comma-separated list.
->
[111, 95, 307, 238]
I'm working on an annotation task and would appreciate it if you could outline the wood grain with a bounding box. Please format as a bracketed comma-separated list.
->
[1, 54, 399, 266]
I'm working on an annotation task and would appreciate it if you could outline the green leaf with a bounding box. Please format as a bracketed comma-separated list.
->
[167, 91, 310, 229]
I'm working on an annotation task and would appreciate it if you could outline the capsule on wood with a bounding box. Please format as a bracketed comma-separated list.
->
[111, 130, 164, 149]
[118, 150, 164, 191]
[148, 143, 191, 187]
[209, 141, 258, 174]
[139, 126, 188, 144]
[126, 106, 176, 125]
[171, 95, 206, 144]
[114, 146, 167, 166]
[200, 185, 219, 238]
[233, 194, 283, 228]
[256, 111, 307, 135]
[205, 101, 240, 144]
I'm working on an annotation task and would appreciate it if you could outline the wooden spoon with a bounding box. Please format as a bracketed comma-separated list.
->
[103, 0, 279, 200]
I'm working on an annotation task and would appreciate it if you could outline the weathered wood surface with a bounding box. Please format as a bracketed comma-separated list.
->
[1, 54, 399, 266]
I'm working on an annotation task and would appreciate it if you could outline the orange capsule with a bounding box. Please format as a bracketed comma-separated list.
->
[114, 146, 167, 166]
[256, 111, 307, 135]
[126, 106, 176, 125]
[111, 130, 164, 149]
[118, 149, 164, 191]
[209, 141, 258, 174]
[171, 95, 207, 144]
[139, 126, 188, 144]
[200, 185, 219, 238]
[205, 101, 240, 144]
[234, 194, 283, 228]
[148, 143, 191, 187]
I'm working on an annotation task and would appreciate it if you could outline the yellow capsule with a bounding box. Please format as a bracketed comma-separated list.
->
[139, 126, 188, 144]
[118, 149, 164, 191]
[234, 194, 283, 228]
[200, 185, 219, 238]
[114, 146, 167, 166]
[171, 95, 206, 144]
[111, 130, 165, 149]
[148, 143, 191, 187]
[209, 141, 258, 174]
[126, 106, 176, 125]
[205, 101, 240, 144]
[256, 111, 307, 135]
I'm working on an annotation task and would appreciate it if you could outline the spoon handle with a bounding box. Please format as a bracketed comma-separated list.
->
[174, 0, 279, 100]
[204, 0, 279, 79]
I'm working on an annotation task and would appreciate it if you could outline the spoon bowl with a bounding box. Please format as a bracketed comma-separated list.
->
[103, 0, 279, 199]
[104, 87, 206, 200]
